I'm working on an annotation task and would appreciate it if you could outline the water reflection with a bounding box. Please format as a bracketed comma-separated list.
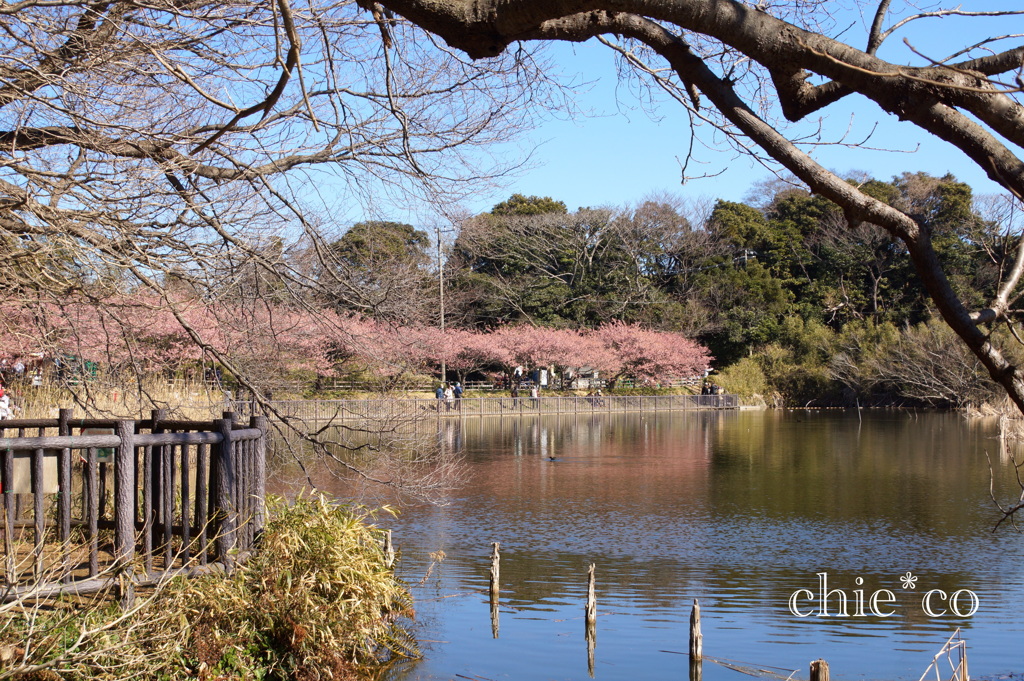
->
[269, 411, 1024, 681]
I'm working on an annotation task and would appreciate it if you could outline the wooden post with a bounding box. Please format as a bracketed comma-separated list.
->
[810, 659, 829, 681]
[689, 598, 703, 660]
[489, 541, 501, 638]
[150, 409, 166, 537]
[195, 442, 209, 566]
[57, 408, 73, 582]
[585, 555, 597, 678]
[180, 440, 191, 563]
[31, 446, 44, 581]
[2, 437, 14, 585]
[114, 420, 136, 607]
[250, 415, 267, 539]
[383, 529, 395, 568]
[213, 418, 237, 571]
[86, 446, 98, 577]
[142, 442, 153, 575]
[235, 437, 248, 551]
[585, 563, 596, 628]
[489, 542, 500, 603]
[688, 598, 704, 679]
[162, 439, 173, 569]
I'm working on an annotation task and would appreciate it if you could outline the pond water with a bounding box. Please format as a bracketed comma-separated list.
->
[275, 410, 1024, 681]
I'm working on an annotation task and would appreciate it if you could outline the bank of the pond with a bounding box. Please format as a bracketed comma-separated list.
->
[0, 495, 413, 681]
[231, 392, 739, 424]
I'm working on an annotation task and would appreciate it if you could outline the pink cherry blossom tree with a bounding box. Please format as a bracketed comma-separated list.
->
[487, 325, 582, 386]
[588, 321, 711, 390]
[403, 327, 504, 385]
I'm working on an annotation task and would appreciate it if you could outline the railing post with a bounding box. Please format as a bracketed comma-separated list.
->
[150, 409, 166, 534]
[1, 438, 12, 586]
[213, 418, 236, 571]
[250, 415, 267, 539]
[115, 419, 136, 607]
[57, 408, 73, 582]
[31, 444, 44, 581]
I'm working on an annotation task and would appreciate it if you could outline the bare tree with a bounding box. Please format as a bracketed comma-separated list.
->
[0, 0, 559, 307]
[0, 0, 566, 500]
[830, 319, 1000, 408]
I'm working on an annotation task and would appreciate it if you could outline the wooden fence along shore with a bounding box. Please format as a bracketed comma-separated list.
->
[0, 409, 266, 604]
[230, 393, 739, 424]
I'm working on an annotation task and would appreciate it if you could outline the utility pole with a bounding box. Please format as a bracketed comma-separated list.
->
[437, 225, 445, 383]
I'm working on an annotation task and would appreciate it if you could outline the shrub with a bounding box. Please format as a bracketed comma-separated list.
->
[1, 494, 416, 681]
[716, 357, 769, 399]
[168, 494, 417, 680]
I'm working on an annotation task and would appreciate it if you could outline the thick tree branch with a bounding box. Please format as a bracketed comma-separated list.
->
[770, 70, 850, 121]
[0, 125, 358, 181]
[866, 0, 892, 56]
[954, 46, 1024, 77]
[0, 1, 129, 107]
[382, 1, 1024, 182]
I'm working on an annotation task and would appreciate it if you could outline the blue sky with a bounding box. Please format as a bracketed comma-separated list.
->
[446, 6, 1019, 218]
[463, 46, 1001, 217]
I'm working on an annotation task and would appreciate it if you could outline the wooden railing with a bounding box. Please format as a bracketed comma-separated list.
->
[0, 409, 266, 603]
[231, 393, 739, 425]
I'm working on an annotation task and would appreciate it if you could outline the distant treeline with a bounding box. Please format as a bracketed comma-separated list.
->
[5, 172, 1012, 407]
[319, 174, 1014, 407]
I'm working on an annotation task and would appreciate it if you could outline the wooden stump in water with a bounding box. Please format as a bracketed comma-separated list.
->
[586, 618, 596, 678]
[689, 598, 703, 660]
[585, 563, 596, 627]
[489, 542, 500, 603]
[383, 529, 395, 568]
[810, 659, 829, 681]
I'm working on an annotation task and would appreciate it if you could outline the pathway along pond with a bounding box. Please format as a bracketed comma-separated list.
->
[270, 410, 1024, 681]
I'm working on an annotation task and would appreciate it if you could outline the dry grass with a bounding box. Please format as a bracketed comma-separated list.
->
[11, 378, 228, 421]
[0, 494, 416, 680]
[965, 396, 1024, 441]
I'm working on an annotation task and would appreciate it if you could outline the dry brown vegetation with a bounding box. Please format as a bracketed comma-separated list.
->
[0, 494, 415, 680]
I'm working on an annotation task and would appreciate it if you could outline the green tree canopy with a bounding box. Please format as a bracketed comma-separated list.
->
[490, 194, 568, 216]
[318, 221, 434, 323]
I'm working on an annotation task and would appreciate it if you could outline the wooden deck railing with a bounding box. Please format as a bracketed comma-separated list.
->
[0, 409, 266, 603]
